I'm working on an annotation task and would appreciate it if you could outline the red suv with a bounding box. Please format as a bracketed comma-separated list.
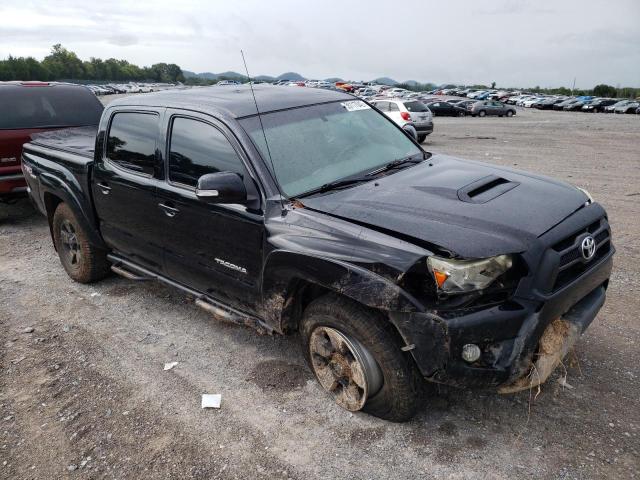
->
[0, 82, 103, 201]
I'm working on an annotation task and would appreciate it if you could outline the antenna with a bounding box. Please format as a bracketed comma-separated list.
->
[240, 50, 285, 211]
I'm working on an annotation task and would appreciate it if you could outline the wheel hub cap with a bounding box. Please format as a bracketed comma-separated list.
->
[60, 220, 80, 265]
[309, 326, 383, 411]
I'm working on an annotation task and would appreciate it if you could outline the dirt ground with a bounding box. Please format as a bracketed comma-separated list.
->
[1, 104, 639, 479]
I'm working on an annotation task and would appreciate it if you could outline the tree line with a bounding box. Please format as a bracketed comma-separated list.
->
[0, 44, 185, 83]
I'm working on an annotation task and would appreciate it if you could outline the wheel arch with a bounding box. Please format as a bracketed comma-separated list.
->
[260, 250, 422, 334]
[40, 180, 106, 250]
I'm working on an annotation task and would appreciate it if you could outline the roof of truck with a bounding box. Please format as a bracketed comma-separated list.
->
[108, 84, 354, 118]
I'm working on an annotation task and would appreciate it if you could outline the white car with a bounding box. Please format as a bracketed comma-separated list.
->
[370, 98, 434, 143]
[467, 90, 487, 99]
[522, 97, 545, 108]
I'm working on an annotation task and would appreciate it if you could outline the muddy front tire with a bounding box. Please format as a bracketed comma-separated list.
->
[52, 203, 110, 283]
[301, 294, 420, 422]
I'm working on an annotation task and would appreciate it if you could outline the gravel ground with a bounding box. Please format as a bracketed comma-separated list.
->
[1, 103, 639, 479]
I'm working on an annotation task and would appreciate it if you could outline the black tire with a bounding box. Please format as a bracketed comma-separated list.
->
[478, 110, 486, 117]
[52, 203, 110, 283]
[301, 294, 420, 422]
[417, 134, 427, 143]
[506, 110, 514, 117]
[457, 111, 465, 117]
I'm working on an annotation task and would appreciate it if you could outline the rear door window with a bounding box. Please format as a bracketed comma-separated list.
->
[404, 101, 429, 112]
[388, 103, 400, 112]
[106, 112, 158, 176]
[168, 117, 245, 188]
[0, 86, 103, 129]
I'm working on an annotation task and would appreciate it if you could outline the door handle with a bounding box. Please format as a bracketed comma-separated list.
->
[97, 182, 111, 194]
[158, 202, 180, 217]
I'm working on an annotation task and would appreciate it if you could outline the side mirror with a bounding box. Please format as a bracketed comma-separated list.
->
[195, 172, 247, 204]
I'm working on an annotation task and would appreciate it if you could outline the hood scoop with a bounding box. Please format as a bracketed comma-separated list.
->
[457, 175, 519, 204]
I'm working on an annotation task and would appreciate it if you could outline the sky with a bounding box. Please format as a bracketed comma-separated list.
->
[1, 0, 639, 88]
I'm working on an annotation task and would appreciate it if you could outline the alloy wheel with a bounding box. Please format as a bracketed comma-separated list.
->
[309, 326, 383, 411]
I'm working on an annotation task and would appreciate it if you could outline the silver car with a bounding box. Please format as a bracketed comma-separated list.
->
[470, 100, 517, 117]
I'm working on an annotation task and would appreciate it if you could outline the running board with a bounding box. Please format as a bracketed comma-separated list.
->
[107, 253, 272, 335]
[195, 297, 270, 335]
[110, 264, 151, 281]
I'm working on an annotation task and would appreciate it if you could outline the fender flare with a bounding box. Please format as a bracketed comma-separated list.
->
[39, 172, 106, 249]
[260, 250, 422, 332]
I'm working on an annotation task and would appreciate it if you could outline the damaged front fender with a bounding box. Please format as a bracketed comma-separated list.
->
[261, 250, 424, 332]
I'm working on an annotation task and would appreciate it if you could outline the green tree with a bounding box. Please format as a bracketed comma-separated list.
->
[593, 84, 617, 98]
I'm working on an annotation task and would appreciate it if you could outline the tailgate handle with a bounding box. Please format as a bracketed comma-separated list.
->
[97, 182, 112, 194]
[158, 202, 180, 217]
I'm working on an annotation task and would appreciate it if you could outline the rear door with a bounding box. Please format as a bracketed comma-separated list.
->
[92, 109, 166, 273]
[155, 112, 265, 309]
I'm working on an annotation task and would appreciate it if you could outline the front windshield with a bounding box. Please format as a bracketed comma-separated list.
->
[240, 101, 422, 197]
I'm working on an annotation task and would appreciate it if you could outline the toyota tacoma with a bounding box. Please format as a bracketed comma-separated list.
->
[21, 85, 614, 421]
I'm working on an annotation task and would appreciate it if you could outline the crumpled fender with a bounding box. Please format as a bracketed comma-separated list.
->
[260, 249, 423, 332]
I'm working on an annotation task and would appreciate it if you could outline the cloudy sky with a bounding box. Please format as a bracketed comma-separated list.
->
[1, 0, 639, 88]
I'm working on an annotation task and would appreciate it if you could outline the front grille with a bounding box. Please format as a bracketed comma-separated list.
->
[551, 218, 611, 291]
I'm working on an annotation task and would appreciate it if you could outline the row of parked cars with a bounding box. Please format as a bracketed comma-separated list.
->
[505, 95, 640, 114]
[86, 82, 179, 96]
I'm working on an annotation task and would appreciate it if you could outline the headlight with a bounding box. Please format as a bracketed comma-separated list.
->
[577, 187, 593, 205]
[427, 255, 513, 294]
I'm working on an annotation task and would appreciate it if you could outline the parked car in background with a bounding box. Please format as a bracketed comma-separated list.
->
[370, 99, 434, 142]
[581, 98, 618, 113]
[470, 100, 516, 117]
[535, 97, 567, 110]
[564, 100, 592, 111]
[604, 100, 631, 113]
[424, 101, 467, 117]
[614, 101, 640, 114]
[0, 81, 103, 202]
[553, 98, 580, 111]
[523, 97, 545, 108]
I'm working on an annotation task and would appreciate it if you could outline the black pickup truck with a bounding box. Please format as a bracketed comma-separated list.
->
[22, 86, 614, 421]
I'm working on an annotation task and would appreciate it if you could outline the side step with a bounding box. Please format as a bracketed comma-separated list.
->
[111, 264, 152, 281]
[195, 297, 270, 335]
[107, 253, 272, 335]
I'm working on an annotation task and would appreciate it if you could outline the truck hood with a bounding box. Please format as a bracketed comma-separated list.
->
[302, 154, 587, 258]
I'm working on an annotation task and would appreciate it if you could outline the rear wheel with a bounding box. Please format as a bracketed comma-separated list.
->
[478, 110, 486, 117]
[52, 203, 110, 283]
[301, 295, 420, 422]
[457, 111, 465, 117]
[417, 134, 427, 143]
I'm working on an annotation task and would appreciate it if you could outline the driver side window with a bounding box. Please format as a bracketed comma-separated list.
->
[168, 117, 245, 188]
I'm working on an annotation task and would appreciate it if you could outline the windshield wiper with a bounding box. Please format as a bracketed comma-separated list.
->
[366, 153, 425, 177]
[297, 176, 372, 198]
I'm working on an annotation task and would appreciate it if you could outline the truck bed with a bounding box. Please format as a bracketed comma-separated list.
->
[29, 126, 97, 159]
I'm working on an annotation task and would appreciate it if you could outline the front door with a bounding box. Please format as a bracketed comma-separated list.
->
[156, 113, 264, 310]
[92, 109, 166, 273]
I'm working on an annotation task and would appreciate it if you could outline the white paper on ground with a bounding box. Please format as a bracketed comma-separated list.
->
[201, 394, 222, 409]
[163, 361, 179, 371]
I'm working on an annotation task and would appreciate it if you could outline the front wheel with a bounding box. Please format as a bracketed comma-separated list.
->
[506, 110, 514, 117]
[478, 110, 486, 117]
[52, 203, 110, 283]
[457, 111, 466, 117]
[301, 295, 420, 422]
[417, 134, 428, 143]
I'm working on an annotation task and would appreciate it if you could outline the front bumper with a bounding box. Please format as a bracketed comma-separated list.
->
[388, 205, 614, 390]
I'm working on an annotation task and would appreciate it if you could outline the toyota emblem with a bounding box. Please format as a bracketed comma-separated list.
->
[581, 236, 596, 260]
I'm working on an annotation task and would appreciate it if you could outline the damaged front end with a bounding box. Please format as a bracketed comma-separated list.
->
[387, 209, 614, 392]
